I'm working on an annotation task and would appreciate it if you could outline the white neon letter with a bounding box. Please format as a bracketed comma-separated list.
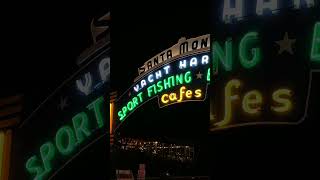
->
[179, 60, 187, 69]
[133, 84, 140, 92]
[256, 0, 278, 15]
[222, 0, 244, 23]
[201, 55, 209, 65]
[155, 70, 162, 79]
[147, 74, 154, 83]
[293, 0, 315, 9]
[76, 72, 92, 95]
[99, 57, 110, 82]
[141, 80, 147, 88]
[190, 57, 198, 67]
[163, 65, 171, 74]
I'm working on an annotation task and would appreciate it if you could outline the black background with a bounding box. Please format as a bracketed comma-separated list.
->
[2, 0, 320, 179]
[1, 2, 109, 113]
[2, 1, 110, 180]
[111, 0, 212, 177]
[111, 0, 320, 179]
[111, 1, 212, 135]
[209, 1, 320, 179]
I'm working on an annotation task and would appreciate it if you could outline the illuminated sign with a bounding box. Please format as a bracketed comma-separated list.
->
[76, 56, 110, 96]
[210, 30, 316, 130]
[25, 96, 106, 180]
[211, 78, 295, 128]
[136, 35, 210, 80]
[115, 49, 210, 125]
[210, 1, 319, 131]
[160, 86, 204, 107]
[221, 0, 317, 23]
[10, 40, 110, 180]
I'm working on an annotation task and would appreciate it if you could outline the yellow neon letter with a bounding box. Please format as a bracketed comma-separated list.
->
[215, 79, 241, 127]
[178, 86, 186, 102]
[195, 89, 202, 98]
[186, 90, 193, 99]
[161, 94, 169, 104]
[242, 90, 262, 114]
[169, 93, 177, 101]
[271, 89, 292, 113]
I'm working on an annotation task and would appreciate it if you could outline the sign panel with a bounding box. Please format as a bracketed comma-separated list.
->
[11, 44, 110, 180]
[115, 49, 210, 128]
[136, 35, 210, 80]
[209, 0, 320, 131]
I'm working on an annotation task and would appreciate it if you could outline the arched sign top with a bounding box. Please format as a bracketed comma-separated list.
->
[135, 34, 210, 81]
[114, 35, 212, 130]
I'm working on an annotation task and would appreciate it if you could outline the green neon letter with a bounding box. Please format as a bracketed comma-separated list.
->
[207, 68, 210, 82]
[184, 71, 192, 83]
[87, 96, 105, 128]
[127, 102, 134, 111]
[121, 106, 128, 117]
[163, 78, 171, 89]
[72, 112, 91, 144]
[137, 92, 143, 102]
[311, 22, 320, 62]
[118, 111, 125, 121]
[168, 76, 175, 87]
[175, 74, 184, 85]
[40, 142, 55, 173]
[26, 156, 46, 180]
[212, 38, 233, 72]
[55, 126, 76, 155]
[156, 81, 163, 92]
[147, 85, 156, 97]
[239, 32, 261, 69]
[132, 97, 139, 107]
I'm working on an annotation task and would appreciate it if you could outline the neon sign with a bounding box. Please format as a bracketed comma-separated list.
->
[211, 79, 293, 128]
[76, 57, 110, 96]
[222, 0, 317, 23]
[160, 86, 204, 106]
[117, 92, 144, 121]
[213, 31, 261, 72]
[7, 13, 111, 180]
[136, 35, 210, 80]
[115, 49, 210, 125]
[210, 0, 319, 130]
[25, 96, 106, 180]
[134, 54, 210, 94]
[210, 30, 310, 130]
[134, 65, 171, 93]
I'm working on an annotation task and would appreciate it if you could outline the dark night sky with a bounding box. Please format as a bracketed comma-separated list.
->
[1, 1, 109, 114]
[2, 1, 320, 179]
[111, 0, 212, 93]
[111, 0, 212, 145]
[3, 2, 111, 180]
[111, 1, 320, 179]
[110, 1, 213, 177]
